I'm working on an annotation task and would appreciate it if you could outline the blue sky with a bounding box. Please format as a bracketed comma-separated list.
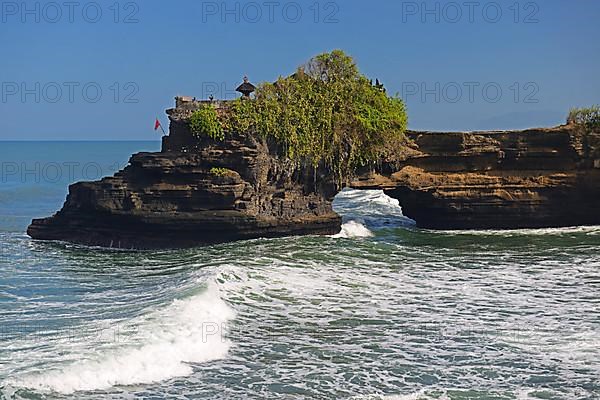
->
[1, 0, 599, 140]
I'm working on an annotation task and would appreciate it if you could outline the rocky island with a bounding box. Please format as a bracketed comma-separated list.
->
[28, 118, 343, 249]
[27, 52, 600, 249]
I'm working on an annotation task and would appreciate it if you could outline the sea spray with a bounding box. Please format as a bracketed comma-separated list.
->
[2, 178, 600, 399]
[332, 189, 415, 231]
[350, 391, 429, 400]
[333, 220, 374, 238]
[8, 281, 235, 394]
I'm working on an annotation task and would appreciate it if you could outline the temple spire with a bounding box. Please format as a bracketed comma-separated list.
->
[236, 76, 256, 98]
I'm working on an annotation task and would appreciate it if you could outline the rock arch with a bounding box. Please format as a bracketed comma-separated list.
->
[28, 119, 600, 248]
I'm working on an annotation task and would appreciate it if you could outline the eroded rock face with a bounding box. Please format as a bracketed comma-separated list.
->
[351, 125, 600, 229]
[27, 123, 341, 249]
[28, 113, 600, 248]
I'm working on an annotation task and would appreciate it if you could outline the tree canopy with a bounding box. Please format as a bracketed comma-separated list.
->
[192, 50, 409, 181]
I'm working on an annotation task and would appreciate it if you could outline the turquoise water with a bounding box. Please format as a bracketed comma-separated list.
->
[0, 142, 599, 399]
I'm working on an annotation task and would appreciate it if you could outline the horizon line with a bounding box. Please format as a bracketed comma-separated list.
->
[0, 139, 163, 142]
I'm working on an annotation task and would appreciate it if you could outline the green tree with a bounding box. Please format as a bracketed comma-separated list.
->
[224, 50, 409, 183]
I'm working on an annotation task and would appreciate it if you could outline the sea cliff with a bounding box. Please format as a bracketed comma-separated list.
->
[27, 105, 341, 249]
[352, 125, 600, 229]
[27, 104, 600, 248]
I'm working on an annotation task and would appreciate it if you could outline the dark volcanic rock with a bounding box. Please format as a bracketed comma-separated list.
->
[28, 127, 341, 249]
[351, 125, 600, 229]
[28, 103, 600, 248]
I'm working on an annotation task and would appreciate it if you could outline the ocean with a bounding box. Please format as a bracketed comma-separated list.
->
[0, 142, 599, 399]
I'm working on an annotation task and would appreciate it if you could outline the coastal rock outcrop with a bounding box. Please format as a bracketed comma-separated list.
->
[351, 125, 600, 229]
[27, 106, 341, 249]
[28, 99, 600, 248]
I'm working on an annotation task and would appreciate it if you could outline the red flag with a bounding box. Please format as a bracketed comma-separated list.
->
[154, 118, 161, 131]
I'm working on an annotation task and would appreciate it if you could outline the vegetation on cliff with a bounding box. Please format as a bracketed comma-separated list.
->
[209, 167, 233, 177]
[190, 50, 408, 182]
[189, 105, 224, 141]
[568, 106, 600, 130]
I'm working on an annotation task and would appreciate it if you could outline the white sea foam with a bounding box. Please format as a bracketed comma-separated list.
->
[334, 189, 405, 217]
[9, 281, 235, 394]
[351, 390, 430, 400]
[385, 393, 428, 400]
[332, 220, 374, 238]
[332, 189, 415, 230]
[435, 225, 600, 236]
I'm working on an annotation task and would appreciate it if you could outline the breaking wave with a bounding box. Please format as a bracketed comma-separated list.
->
[333, 220, 374, 238]
[7, 281, 234, 394]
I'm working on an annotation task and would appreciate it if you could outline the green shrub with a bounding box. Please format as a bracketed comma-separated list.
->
[568, 106, 600, 130]
[223, 50, 409, 183]
[209, 167, 231, 177]
[189, 105, 224, 141]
